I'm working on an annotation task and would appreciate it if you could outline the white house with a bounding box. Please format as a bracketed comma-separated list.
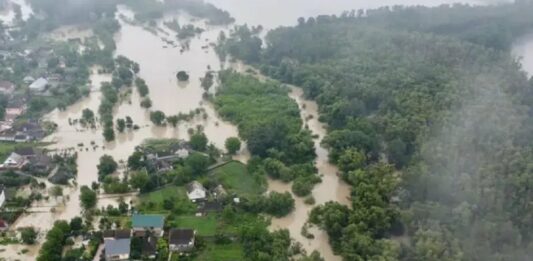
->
[175, 148, 189, 159]
[2, 152, 25, 168]
[29, 77, 48, 92]
[0, 185, 5, 208]
[186, 181, 206, 202]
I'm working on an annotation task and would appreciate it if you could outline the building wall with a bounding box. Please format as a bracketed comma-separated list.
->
[106, 253, 129, 261]
[0, 191, 5, 208]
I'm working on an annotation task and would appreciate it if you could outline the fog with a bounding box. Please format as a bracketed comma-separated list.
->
[205, 0, 514, 28]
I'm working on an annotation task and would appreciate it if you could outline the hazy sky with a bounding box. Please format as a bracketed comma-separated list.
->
[205, 0, 513, 28]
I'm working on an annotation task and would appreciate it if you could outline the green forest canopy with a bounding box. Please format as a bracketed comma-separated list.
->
[218, 1, 533, 260]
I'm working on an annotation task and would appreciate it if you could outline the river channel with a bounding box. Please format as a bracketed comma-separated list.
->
[1, 0, 531, 260]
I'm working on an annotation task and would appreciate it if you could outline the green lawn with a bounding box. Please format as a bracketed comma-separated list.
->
[195, 243, 244, 261]
[209, 161, 266, 196]
[170, 215, 217, 236]
[136, 185, 195, 214]
[139, 185, 187, 203]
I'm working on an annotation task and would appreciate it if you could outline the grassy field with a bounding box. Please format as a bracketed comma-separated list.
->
[195, 243, 244, 261]
[138, 185, 187, 203]
[136, 185, 195, 214]
[170, 214, 218, 237]
[209, 161, 266, 197]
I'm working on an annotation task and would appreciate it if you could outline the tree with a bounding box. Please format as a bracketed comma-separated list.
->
[166, 115, 179, 127]
[69, 217, 83, 231]
[50, 186, 63, 198]
[337, 148, 366, 173]
[128, 151, 145, 170]
[20, 227, 37, 244]
[126, 116, 133, 128]
[135, 77, 149, 97]
[37, 221, 71, 261]
[140, 97, 152, 108]
[190, 132, 208, 151]
[81, 108, 95, 125]
[201, 71, 214, 90]
[116, 118, 126, 133]
[97, 155, 118, 181]
[150, 110, 166, 126]
[176, 71, 189, 81]
[79, 186, 97, 210]
[103, 126, 115, 142]
[130, 170, 150, 192]
[264, 191, 294, 217]
[184, 153, 210, 175]
[225, 137, 241, 155]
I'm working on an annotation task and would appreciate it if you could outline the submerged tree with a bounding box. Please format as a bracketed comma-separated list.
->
[176, 71, 190, 81]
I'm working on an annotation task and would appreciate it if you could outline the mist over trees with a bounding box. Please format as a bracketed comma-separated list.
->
[219, 2, 533, 260]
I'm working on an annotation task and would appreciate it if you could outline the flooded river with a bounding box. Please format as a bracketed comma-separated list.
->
[3, 0, 530, 260]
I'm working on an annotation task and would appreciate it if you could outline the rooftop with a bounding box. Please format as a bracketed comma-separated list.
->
[103, 229, 131, 239]
[187, 181, 206, 193]
[104, 238, 131, 257]
[169, 229, 194, 245]
[14, 147, 36, 156]
[132, 214, 164, 229]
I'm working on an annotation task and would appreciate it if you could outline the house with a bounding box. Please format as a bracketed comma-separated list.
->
[175, 148, 189, 158]
[4, 106, 26, 122]
[0, 121, 13, 132]
[0, 81, 15, 95]
[131, 214, 165, 237]
[186, 181, 206, 202]
[14, 147, 36, 159]
[103, 229, 131, 239]
[27, 153, 53, 173]
[141, 235, 158, 258]
[104, 238, 131, 261]
[14, 134, 28, 143]
[14, 121, 45, 141]
[29, 77, 48, 92]
[169, 229, 195, 253]
[2, 152, 26, 168]
[103, 229, 131, 261]
[0, 185, 5, 208]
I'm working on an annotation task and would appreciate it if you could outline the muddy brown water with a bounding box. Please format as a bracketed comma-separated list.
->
[2, 0, 526, 260]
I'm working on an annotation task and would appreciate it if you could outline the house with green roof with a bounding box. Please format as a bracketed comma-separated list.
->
[132, 214, 165, 237]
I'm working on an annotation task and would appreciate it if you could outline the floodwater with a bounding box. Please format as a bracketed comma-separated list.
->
[229, 62, 350, 260]
[6, 6, 244, 260]
[513, 33, 533, 76]
[2, 0, 522, 260]
[270, 86, 351, 260]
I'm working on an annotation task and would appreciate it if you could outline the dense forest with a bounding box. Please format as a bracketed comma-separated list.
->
[218, 1, 533, 260]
